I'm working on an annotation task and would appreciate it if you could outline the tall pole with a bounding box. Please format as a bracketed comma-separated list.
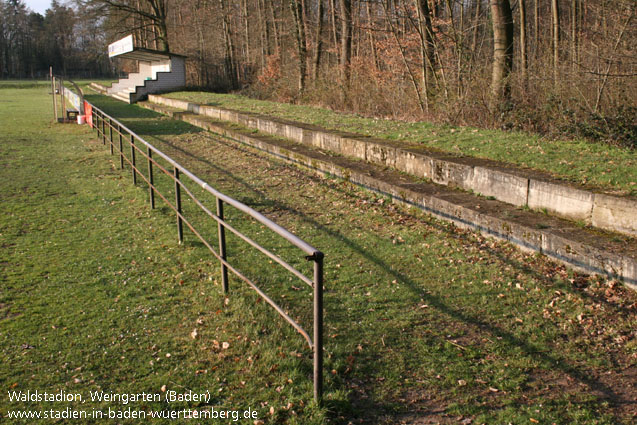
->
[313, 252, 324, 402]
[217, 198, 229, 293]
[52, 80, 58, 122]
[50, 67, 58, 122]
[60, 77, 66, 121]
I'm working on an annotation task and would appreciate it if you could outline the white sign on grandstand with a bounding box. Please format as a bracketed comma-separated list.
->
[108, 35, 134, 58]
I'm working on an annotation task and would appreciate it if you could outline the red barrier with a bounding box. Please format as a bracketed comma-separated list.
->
[84, 101, 93, 128]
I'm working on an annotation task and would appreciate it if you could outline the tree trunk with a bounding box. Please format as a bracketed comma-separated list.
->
[312, 0, 325, 80]
[519, 0, 528, 82]
[416, 0, 435, 80]
[289, 0, 307, 92]
[257, 0, 269, 69]
[489, 0, 514, 108]
[329, 0, 338, 66]
[267, 0, 281, 54]
[338, 0, 352, 83]
[218, 0, 237, 88]
[366, 1, 379, 70]
[242, 0, 250, 63]
[301, 0, 310, 66]
[534, 0, 539, 62]
[552, 0, 560, 83]
[468, 0, 482, 77]
[571, 0, 577, 71]
[415, 0, 436, 108]
[147, 0, 169, 51]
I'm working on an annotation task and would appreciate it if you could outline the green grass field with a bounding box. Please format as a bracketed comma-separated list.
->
[1, 85, 636, 424]
[165, 91, 637, 197]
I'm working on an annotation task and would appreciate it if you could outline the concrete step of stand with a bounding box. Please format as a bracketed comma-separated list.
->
[112, 92, 131, 103]
[146, 94, 637, 238]
[139, 100, 637, 289]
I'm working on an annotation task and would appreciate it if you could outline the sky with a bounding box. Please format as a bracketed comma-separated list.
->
[24, 0, 53, 15]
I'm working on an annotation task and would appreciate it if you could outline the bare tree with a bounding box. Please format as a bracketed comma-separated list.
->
[86, 0, 171, 51]
[519, 0, 528, 82]
[338, 0, 352, 83]
[218, 0, 238, 87]
[551, 0, 560, 83]
[415, 0, 435, 104]
[311, 0, 324, 80]
[289, 0, 307, 91]
[489, 0, 514, 107]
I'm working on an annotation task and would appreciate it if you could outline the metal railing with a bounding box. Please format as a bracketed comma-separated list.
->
[50, 71, 84, 122]
[86, 102, 324, 401]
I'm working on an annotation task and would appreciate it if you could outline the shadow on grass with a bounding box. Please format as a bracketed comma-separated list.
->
[87, 96, 627, 423]
[85, 94, 160, 119]
[85, 95, 202, 138]
[148, 132, 627, 422]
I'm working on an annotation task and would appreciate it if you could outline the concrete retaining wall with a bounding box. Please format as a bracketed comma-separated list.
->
[147, 94, 637, 237]
[154, 109, 636, 289]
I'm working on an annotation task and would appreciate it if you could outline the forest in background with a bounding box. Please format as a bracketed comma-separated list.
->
[1, 0, 635, 146]
[0, 0, 112, 77]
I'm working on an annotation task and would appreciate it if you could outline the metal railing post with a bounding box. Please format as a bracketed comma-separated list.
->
[130, 134, 137, 185]
[118, 125, 124, 169]
[60, 77, 65, 121]
[51, 75, 58, 122]
[101, 113, 106, 145]
[313, 253, 324, 402]
[174, 167, 183, 244]
[78, 102, 326, 404]
[147, 146, 155, 209]
[109, 118, 114, 155]
[216, 198, 229, 293]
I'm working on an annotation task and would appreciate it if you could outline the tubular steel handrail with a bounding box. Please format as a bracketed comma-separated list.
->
[82, 100, 324, 402]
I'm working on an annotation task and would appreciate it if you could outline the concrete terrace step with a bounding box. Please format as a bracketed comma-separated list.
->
[112, 92, 131, 103]
[88, 83, 131, 104]
[147, 94, 637, 238]
[88, 82, 108, 94]
[139, 100, 637, 289]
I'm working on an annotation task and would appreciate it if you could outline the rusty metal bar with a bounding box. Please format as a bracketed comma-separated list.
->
[51, 74, 58, 121]
[101, 112, 106, 145]
[174, 167, 183, 244]
[135, 139, 316, 346]
[223, 258, 313, 347]
[130, 134, 137, 185]
[60, 77, 65, 120]
[216, 198, 229, 293]
[144, 153, 314, 286]
[147, 146, 155, 209]
[168, 201, 315, 348]
[119, 124, 124, 169]
[109, 118, 114, 155]
[313, 253, 324, 402]
[171, 175, 314, 288]
[82, 101, 324, 402]
[92, 106, 317, 255]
